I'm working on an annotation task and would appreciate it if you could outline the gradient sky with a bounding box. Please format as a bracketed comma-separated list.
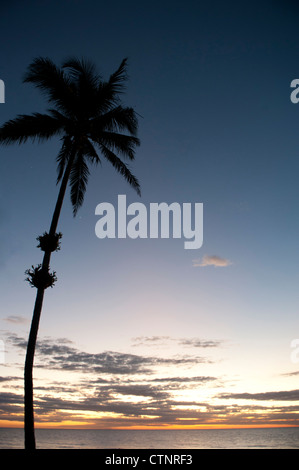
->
[0, 0, 299, 430]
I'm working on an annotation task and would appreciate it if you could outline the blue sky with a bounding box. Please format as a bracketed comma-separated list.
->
[0, 0, 299, 430]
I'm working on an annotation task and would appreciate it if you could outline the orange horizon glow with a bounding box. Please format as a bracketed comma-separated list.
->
[1, 420, 298, 431]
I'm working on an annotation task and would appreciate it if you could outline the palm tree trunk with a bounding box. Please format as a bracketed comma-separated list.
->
[24, 287, 45, 450]
[24, 147, 76, 450]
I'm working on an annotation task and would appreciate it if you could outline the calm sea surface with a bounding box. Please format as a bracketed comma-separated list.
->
[0, 427, 299, 449]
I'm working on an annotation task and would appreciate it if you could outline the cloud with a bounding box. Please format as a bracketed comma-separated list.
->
[132, 336, 223, 349]
[0, 376, 20, 383]
[3, 386, 299, 429]
[281, 371, 299, 377]
[152, 375, 216, 384]
[131, 336, 172, 347]
[6, 333, 211, 375]
[4, 332, 28, 349]
[104, 384, 170, 399]
[178, 338, 222, 348]
[1, 330, 27, 349]
[193, 255, 232, 268]
[2, 315, 28, 324]
[219, 389, 299, 401]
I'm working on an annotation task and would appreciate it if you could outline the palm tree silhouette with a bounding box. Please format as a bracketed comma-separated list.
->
[0, 57, 140, 450]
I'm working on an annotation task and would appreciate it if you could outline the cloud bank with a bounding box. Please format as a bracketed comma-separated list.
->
[1, 333, 299, 429]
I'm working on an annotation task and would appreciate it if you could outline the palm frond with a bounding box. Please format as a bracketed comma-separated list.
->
[62, 57, 102, 118]
[96, 58, 129, 113]
[56, 135, 73, 184]
[108, 58, 128, 94]
[96, 132, 140, 160]
[99, 144, 141, 196]
[48, 108, 70, 124]
[62, 57, 100, 87]
[23, 57, 77, 117]
[69, 152, 90, 216]
[0, 113, 64, 145]
[91, 106, 139, 135]
[80, 138, 101, 165]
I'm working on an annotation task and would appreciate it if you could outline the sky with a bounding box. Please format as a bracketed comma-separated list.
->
[0, 0, 299, 431]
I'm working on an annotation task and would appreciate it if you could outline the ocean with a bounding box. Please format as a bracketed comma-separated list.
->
[0, 427, 298, 449]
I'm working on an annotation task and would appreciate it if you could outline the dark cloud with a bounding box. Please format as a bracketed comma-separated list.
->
[281, 371, 299, 377]
[0, 392, 23, 405]
[0, 391, 24, 421]
[0, 376, 20, 383]
[6, 333, 210, 375]
[2, 380, 299, 428]
[152, 376, 216, 383]
[54, 351, 210, 375]
[3, 390, 299, 428]
[132, 336, 171, 345]
[132, 335, 223, 349]
[102, 384, 169, 399]
[4, 333, 28, 350]
[219, 389, 299, 401]
[178, 338, 222, 348]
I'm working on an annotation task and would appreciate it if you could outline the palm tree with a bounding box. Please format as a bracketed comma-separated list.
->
[0, 57, 140, 450]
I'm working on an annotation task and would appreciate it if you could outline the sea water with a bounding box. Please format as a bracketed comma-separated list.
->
[0, 427, 298, 449]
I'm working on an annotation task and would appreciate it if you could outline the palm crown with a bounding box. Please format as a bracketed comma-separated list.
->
[0, 56, 141, 215]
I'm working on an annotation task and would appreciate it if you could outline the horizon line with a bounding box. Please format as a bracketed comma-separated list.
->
[1, 424, 298, 431]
